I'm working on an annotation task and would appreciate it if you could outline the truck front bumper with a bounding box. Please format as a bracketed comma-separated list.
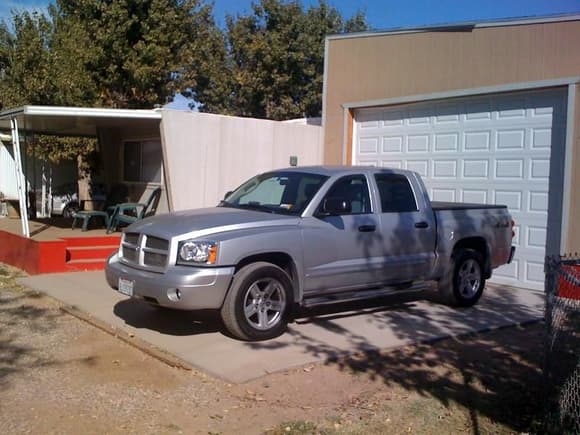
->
[105, 253, 235, 310]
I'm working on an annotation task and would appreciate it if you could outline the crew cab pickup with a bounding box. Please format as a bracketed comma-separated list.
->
[106, 166, 515, 340]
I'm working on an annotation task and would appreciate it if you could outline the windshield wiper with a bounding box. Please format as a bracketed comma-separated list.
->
[218, 200, 235, 208]
[236, 202, 277, 214]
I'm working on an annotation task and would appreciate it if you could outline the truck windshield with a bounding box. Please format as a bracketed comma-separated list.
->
[220, 171, 328, 215]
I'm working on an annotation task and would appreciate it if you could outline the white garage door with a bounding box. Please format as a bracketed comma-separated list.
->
[353, 89, 567, 290]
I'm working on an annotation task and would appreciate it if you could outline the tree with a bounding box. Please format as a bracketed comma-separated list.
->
[195, 0, 369, 120]
[0, 11, 55, 108]
[55, 0, 224, 109]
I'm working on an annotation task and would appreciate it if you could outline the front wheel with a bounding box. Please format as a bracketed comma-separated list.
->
[220, 262, 292, 341]
[439, 249, 485, 307]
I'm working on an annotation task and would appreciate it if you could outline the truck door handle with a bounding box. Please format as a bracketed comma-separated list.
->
[414, 221, 429, 229]
[358, 225, 376, 232]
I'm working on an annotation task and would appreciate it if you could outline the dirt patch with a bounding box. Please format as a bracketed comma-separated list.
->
[0, 264, 548, 434]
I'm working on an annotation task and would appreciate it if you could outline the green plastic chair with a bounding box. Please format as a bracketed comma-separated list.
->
[72, 183, 129, 232]
[107, 187, 162, 233]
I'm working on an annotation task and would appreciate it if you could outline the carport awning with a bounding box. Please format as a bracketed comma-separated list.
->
[0, 105, 163, 237]
[0, 105, 162, 137]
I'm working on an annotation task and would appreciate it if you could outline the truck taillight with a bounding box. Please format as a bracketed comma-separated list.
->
[511, 219, 515, 238]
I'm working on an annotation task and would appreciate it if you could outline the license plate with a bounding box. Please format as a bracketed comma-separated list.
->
[118, 278, 134, 297]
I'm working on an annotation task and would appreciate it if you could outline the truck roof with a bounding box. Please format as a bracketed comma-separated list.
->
[275, 165, 416, 177]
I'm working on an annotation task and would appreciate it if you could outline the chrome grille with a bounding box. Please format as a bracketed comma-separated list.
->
[145, 236, 169, 251]
[122, 245, 139, 263]
[124, 232, 140, 245]
[144, 252, 167, 268]
[120, 232, 169, 272]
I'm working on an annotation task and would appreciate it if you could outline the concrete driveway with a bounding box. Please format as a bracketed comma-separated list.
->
[19, 272, 544, 383]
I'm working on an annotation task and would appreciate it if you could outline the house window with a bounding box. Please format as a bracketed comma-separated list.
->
[123, 140, 162, 183]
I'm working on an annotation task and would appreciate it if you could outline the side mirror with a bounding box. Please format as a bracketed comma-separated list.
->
[320, 197, 351, 215]
[223, 191, 233, 200]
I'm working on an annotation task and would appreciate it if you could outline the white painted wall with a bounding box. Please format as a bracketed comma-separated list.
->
[160, 110, 323, 211]
[0, 139, 18, 200]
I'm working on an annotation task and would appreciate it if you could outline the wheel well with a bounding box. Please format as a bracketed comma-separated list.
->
[452, 237, 491, 278]
[235, 253, 298, 300]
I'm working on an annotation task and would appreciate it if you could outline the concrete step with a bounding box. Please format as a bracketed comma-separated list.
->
[66, 245, 119, 262]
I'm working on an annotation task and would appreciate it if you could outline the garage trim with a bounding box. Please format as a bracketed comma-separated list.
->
[342, 77, 580, 111]
[562, 84, 576, 253]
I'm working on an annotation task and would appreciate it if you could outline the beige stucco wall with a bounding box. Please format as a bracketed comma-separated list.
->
[323, 19, 580, 250]
[160, 111, 323, 211]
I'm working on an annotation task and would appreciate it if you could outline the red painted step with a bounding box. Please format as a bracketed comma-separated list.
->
[65, 259, 107, 272]
[66, 245, 119, 262]
[61, 236, 121, 248]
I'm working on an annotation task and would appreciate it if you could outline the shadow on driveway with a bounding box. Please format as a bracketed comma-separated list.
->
[113, 299, 224, 336]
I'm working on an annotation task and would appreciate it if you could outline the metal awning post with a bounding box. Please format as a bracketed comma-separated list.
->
[10, 117, 29, 237]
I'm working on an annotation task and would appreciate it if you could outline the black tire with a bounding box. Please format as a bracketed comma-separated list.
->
[439, 249, 485, 307]
[221, 262, 293, 341]
[62, 202, 79, 218]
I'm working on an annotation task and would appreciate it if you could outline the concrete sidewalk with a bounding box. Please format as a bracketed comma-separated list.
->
[19, 272, 544, 383]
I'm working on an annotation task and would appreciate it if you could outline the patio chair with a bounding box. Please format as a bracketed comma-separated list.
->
[71, 183, 129, 232]
[107, 187, 162, 233]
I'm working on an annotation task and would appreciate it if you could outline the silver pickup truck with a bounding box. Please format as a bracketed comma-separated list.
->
[106, 166, 515, 340]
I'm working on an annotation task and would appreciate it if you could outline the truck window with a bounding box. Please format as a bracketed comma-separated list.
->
[322, 175, 371, 214]
[374, 174, 418, 213]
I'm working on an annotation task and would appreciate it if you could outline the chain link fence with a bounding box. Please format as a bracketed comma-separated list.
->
[544, 254, 580, 434]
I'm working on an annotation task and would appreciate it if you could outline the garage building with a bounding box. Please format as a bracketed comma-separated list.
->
[322, 14, 580, 290]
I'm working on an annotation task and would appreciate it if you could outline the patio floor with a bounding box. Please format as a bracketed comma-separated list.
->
[0, 216, 116, 241]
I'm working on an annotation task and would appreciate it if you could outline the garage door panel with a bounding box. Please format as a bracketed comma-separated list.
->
[432, 160, 458, 178]
[461, 189, 488, 204]
[462, 159, 490, 178]
[405, 160, 429, 177]
[531, 128, 552, 148]
[434, 133, 459, 151]
[464, 130, 491, 151]
[495, 259, 519, 280]
[383, 136, 403, 152]
[354, 89, 566, 291]
[407, 134, 430, 152]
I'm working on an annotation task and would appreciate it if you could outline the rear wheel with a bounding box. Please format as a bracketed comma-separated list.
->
[221, 262, 292, 341]
[439, 249, 485, 307]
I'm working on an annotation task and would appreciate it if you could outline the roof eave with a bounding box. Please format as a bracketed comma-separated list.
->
[326, 12, 580, 42]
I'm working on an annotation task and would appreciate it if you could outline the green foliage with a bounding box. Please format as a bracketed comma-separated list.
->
[0, 12, 55, 107]
[196, 0, 369, 120]
[31, 136, 97, 167]
[55, 0, 224, 109]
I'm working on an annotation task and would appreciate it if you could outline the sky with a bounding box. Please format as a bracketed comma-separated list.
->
[2, 0, 580, 31]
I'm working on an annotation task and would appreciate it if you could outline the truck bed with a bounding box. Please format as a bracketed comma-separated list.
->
[431, 201, 507, 211]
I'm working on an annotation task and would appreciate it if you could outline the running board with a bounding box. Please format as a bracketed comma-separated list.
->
[301, 283, 430, 308]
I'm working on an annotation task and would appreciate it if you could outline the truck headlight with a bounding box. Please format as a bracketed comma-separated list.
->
[178, 240, 218, 265]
